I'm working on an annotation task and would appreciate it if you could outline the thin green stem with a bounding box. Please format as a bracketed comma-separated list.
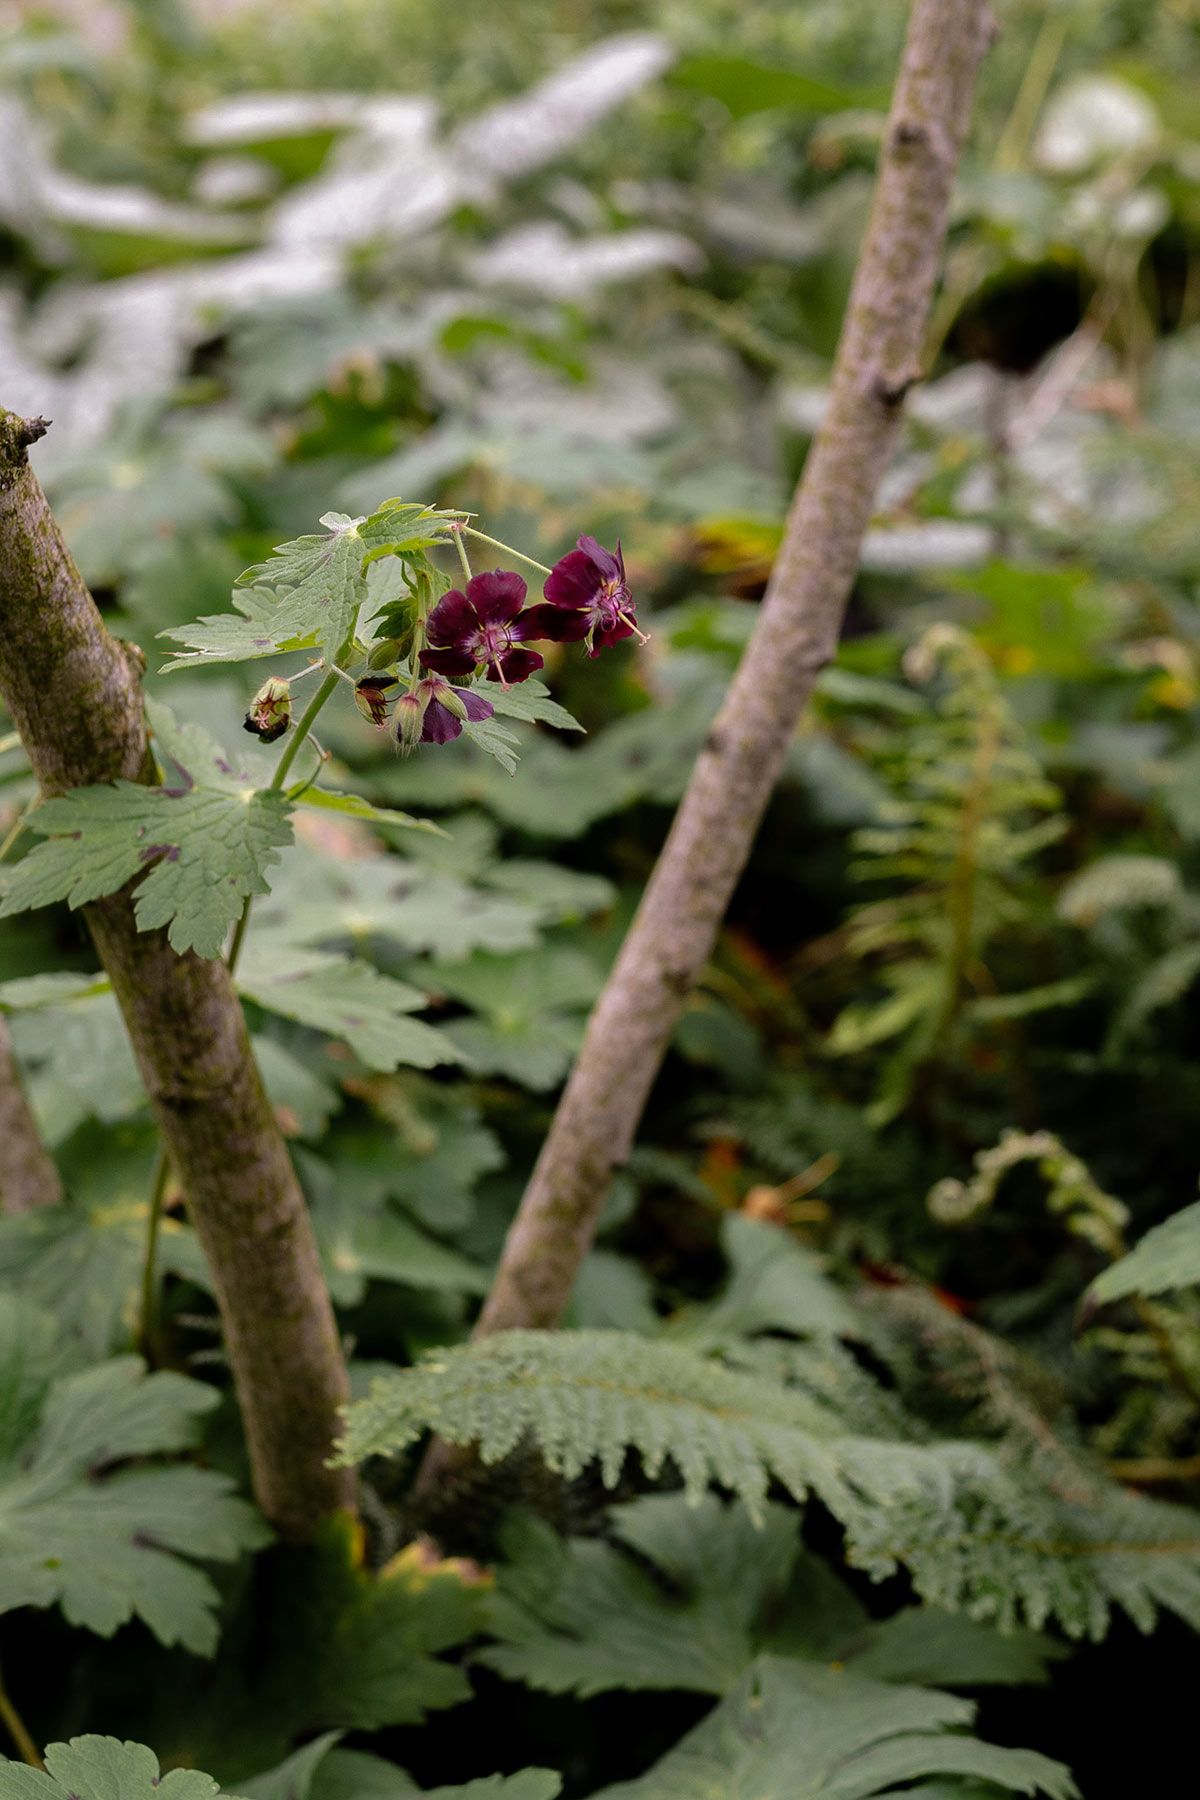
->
[138, 1147, 171, 1364]
[0, 1660, 41, 1770]
[270, 669, 341, 792]
[225, 667, 342, 973]
[451, 524, 473, 583]
[0, 731, 21, 756]
[226, 899, 253, 977]
[462, 526, 553, 578]
[0, 796, 36, 865]
[992, 10, 1067, 173]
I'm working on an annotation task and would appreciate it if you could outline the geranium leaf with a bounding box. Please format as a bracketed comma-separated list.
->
[235, 944, 465, 1071]
[587, 1657, 1076, 1800]
[0, 703, 293, 960]
[0, 1296, 268, 1655]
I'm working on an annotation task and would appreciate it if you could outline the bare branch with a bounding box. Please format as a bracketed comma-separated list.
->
[472, 0, 994, 1339]
[0, 407, 353, 1540]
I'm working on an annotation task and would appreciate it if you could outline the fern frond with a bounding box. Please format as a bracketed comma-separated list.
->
[339, 1329, 1200, 1642]
[335, 1329, 971, 1528]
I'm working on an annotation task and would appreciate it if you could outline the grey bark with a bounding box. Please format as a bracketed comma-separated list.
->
[0, 1016, 63, 1213]
[0, 408, 353, 1540]
[474, 0, 994, 1337]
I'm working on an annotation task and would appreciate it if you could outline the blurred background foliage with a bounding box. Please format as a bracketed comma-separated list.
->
[7, 0, 1200, 1792]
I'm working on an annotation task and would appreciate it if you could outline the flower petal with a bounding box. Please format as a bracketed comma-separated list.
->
[466, 569, 527, 625]
[420, 645, 476, 678]
[488, 646, 544, 684]
[576, 535, 622, 582]
[517, 602, 590, 643]
[592, 615, 637, 653]
[425, 588, 478, 648]
[543, 548, 602, 611]
[455, 686, 495, 722]
[421, 700, 463, 744]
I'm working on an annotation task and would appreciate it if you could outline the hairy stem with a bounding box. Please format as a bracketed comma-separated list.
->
[451, 524, 473, 583]
[271, 668, 340, 791]
[0, 407, 354, 1540]
[461, 527, 554, 577]
[470, 0, 994, 1341]
[0, 1015, 62, 1213]
[225, 666, 341, 973]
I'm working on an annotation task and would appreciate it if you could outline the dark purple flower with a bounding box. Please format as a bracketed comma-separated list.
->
[419, 676, 494, 744]
[419, 570, 544, 688]
[523, 536, 645, 658]
[392, 677, 495, 755]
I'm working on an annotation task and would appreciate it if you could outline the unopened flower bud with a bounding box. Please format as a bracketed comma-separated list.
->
[243, 676, 291, 743]
[368, 637, 403, 670]
[425, 677, 468, 723]
[354, 673, 398, 727]
[393, 690, 429, 755]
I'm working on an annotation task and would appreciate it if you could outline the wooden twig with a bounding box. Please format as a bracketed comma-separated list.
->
[469, 0, 995, 1342]
[0, 408, 353, 1540]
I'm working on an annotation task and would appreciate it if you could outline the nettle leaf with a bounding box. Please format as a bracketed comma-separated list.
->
[0, 1737, 242, 1800]
[1090, 1200, 1200, 1302]
[0, 703, 293, 960]
[0, 1295, 268, 1654]
[587, 1657, 1077, 1800]
[481, 1495, 800, 1697]
[236, 944, 465, 1071]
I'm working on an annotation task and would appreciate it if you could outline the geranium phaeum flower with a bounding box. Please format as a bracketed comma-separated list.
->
[523, 536, 645, 658]
[392, 677, 494, 754]
[419, 570, 544, 687]
[419, 676, 494, 744]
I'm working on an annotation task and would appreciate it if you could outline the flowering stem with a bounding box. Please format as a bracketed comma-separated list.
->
[451, 524, 473, 584]
[455, 0, 993, 1347]
[0, 795, 36, 865]
[270, 669, 340, 793]
[225, 667, 342, 974]
[461, 527, 553, 578]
